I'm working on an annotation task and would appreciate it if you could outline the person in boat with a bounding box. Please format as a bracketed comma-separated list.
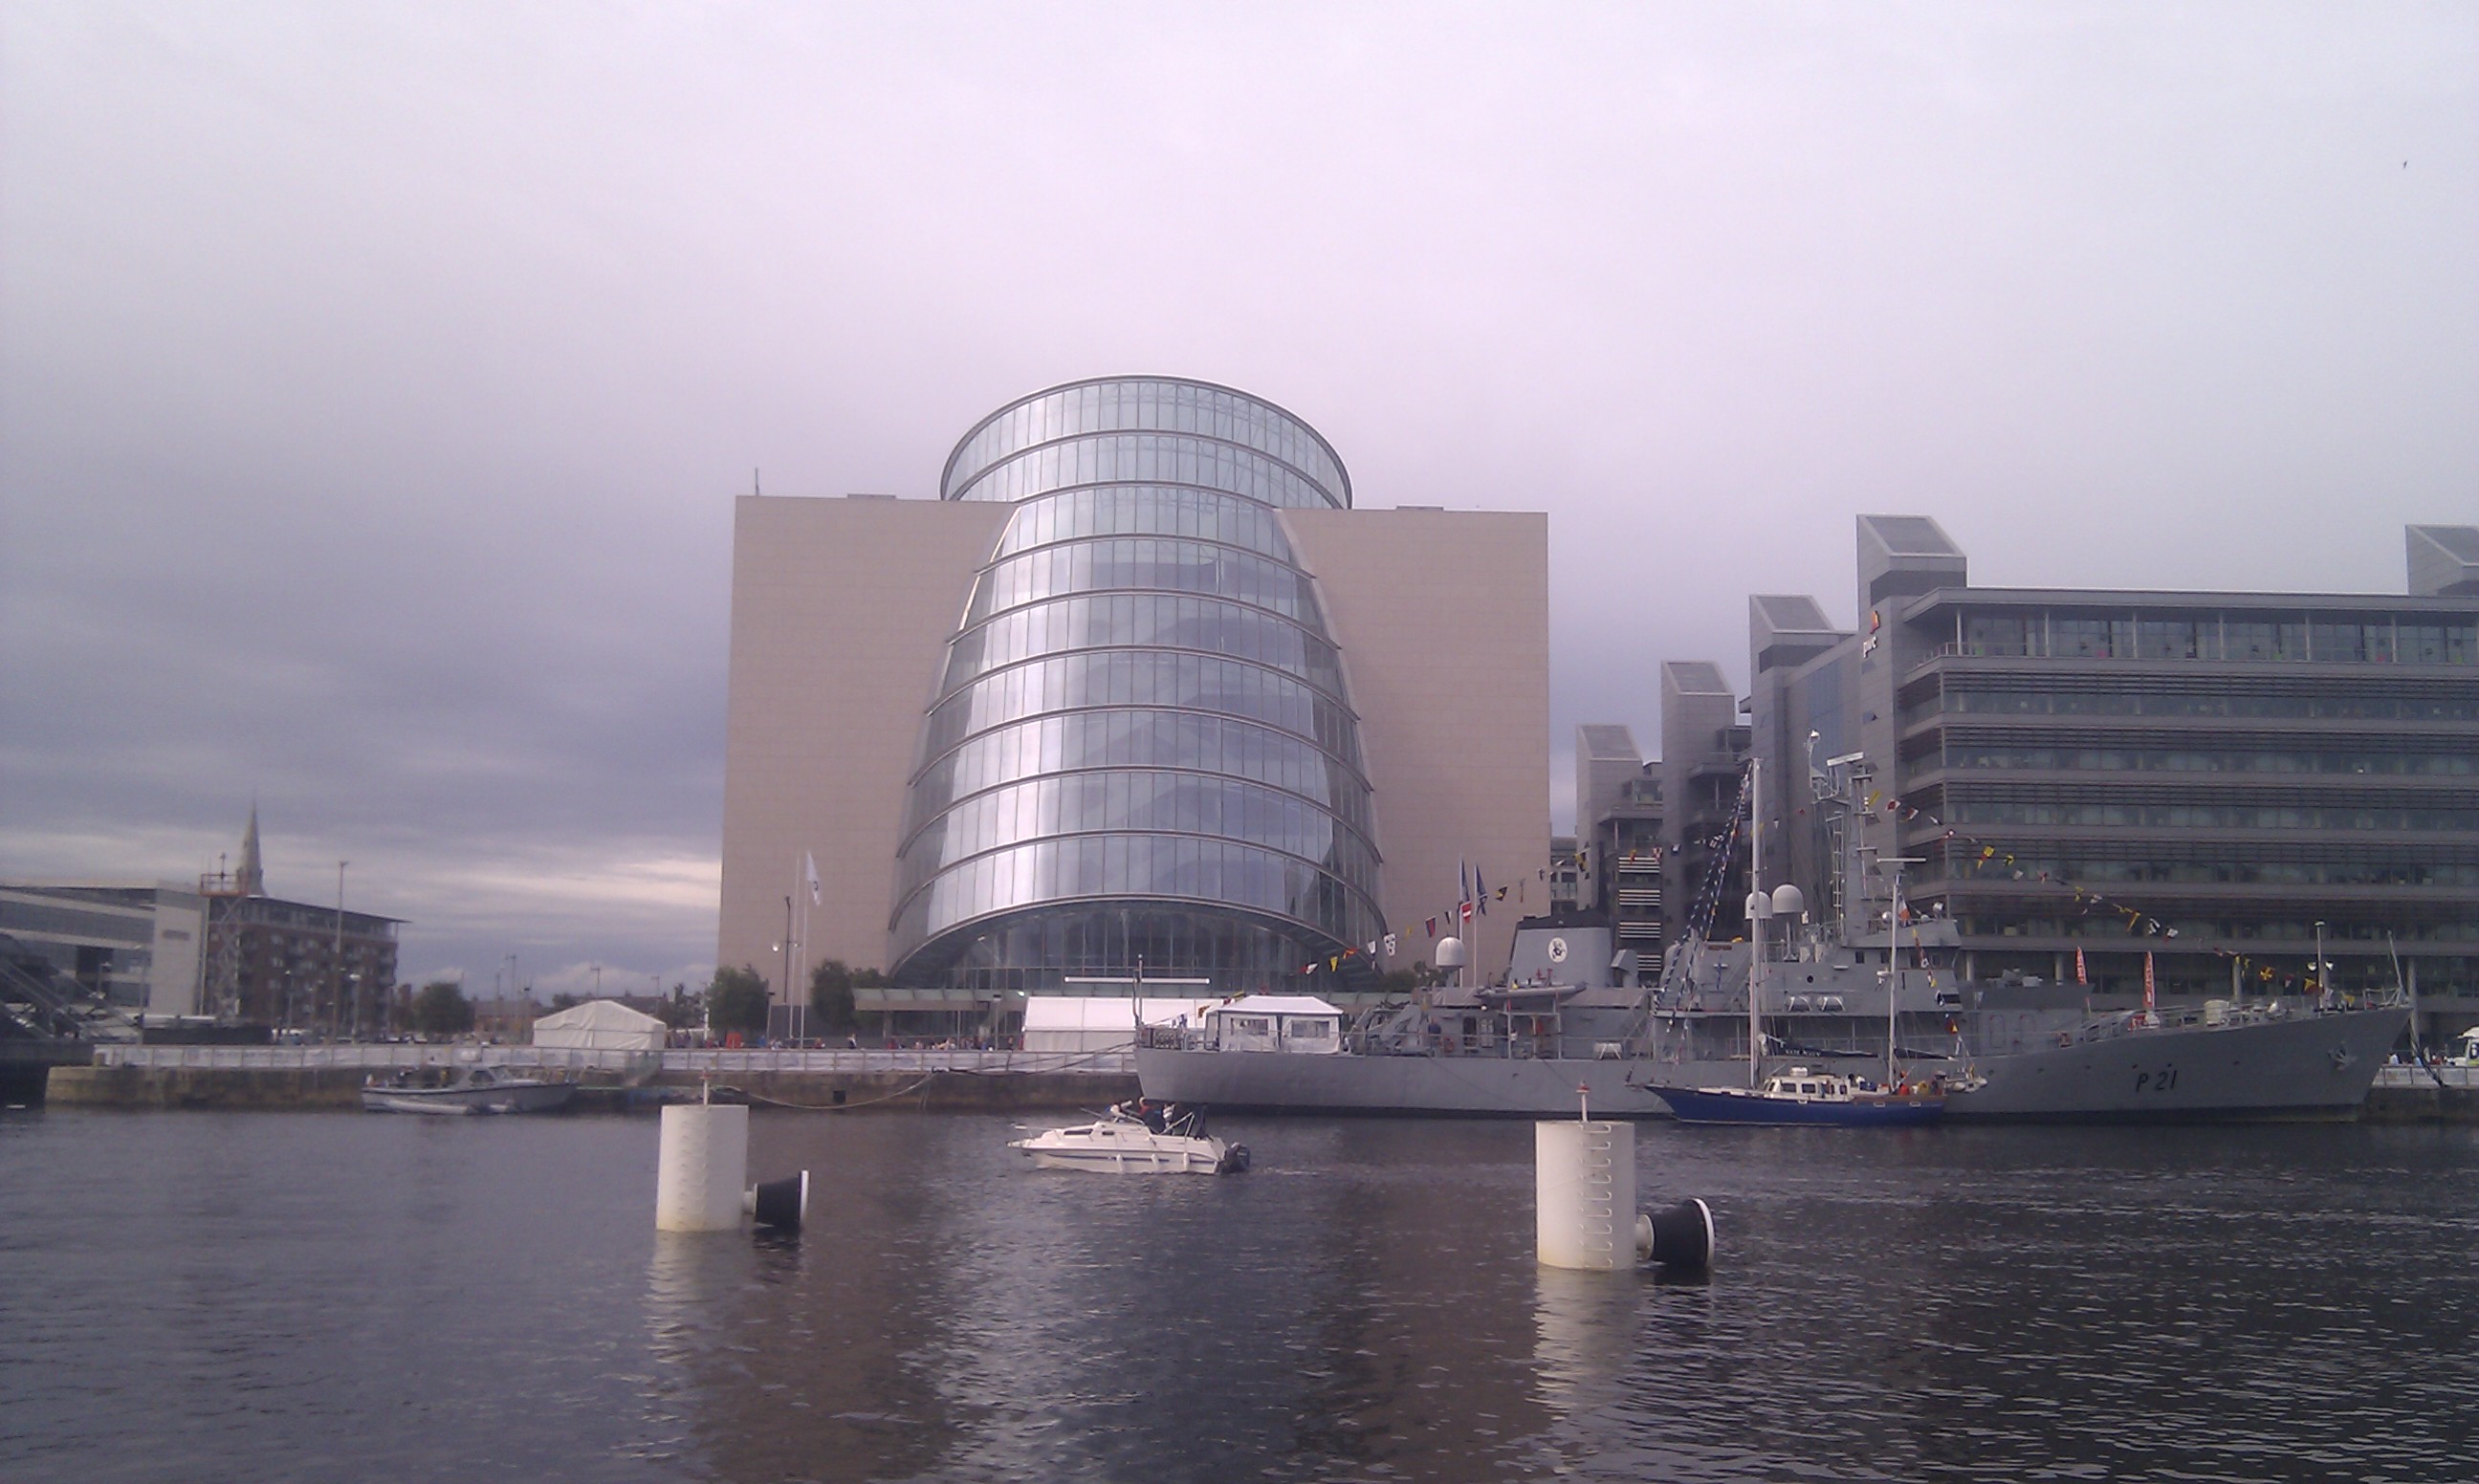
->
[1112, 1098, 1170, 1132]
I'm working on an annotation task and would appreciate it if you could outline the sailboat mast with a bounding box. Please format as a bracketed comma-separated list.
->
[1748, 757, 1764, 1090]
[1887, 864, 1899, 1087]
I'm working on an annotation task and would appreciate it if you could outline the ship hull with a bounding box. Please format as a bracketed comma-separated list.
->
[1140, 1007, 2409, 1124]
[1941, 1006, 2409, 1123]
[1651, 1085, 1944, 1127]
[1133, 1048, 1673, 1118]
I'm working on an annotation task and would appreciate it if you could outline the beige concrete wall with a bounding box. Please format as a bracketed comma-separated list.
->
[718, 496, 1010, 1000]
[1283, 509, 1551, 979]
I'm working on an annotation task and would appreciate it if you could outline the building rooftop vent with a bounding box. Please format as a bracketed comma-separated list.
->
[2407, 525, 2479, 597]
[1857, 513, 1968, 609]
[1578, 725, 1641, 761]
[1751, 594, 1835, 631]
[1663, 661, 1733, 696]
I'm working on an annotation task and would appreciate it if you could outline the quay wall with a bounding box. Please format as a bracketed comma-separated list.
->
[2362, 1074, 2479, 1124]
[47, 1046, 1137, 1113]
[49, 1064, 369, 1110]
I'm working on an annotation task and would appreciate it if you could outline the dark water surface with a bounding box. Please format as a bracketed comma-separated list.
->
[3, 1108, 2472, 1483]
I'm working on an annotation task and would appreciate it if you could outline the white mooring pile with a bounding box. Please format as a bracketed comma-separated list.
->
[1535, 1104, 1712, 1275]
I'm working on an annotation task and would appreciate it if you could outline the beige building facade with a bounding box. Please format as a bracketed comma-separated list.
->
[718, 379, 1547, 1004]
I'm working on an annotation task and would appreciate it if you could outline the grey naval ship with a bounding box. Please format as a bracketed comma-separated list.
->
[1139, 743, 2411, 1122]
[1133, 918, 2410, 1122]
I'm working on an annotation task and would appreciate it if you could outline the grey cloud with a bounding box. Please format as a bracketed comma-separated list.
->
[4, 2, 2470, 983]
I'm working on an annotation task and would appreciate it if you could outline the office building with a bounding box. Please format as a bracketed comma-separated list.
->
[0, 812, 399, 1028]
[1746, 517, 2479, 1005]
[1569, 725, 1666, 972]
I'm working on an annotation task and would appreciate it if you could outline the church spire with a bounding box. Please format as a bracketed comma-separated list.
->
[237, 804, 265, 896]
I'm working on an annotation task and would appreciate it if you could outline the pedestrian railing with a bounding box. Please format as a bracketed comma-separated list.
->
[91, 1044, 1134, 1077]
[2372, 1064, 2479, 1090]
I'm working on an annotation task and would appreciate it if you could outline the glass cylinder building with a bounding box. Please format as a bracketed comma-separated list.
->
[888, 378, 1386, 993]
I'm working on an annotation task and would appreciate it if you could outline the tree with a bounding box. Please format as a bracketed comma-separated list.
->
[708, 965, 770, 1037]
[410, 980, 474, 1037]
[550, 993, 581, 1012]
[655, 982, 703, 1031]
[1374, 968, 1418, 996]
[808, 959, 858, 1032]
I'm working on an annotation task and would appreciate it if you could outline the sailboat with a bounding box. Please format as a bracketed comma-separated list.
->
[1650, 759, 1945, 1128]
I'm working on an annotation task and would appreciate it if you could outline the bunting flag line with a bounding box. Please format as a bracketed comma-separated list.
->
[1849, 787, 2330, 997]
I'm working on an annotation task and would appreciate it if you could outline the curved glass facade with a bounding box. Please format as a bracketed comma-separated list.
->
[891, 378, 1382, 992]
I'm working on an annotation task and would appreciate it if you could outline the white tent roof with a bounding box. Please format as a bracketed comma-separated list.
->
[534, 999, 666, 1034]
[531, 998, 667, 1050]
[1207, 994, 1343, 1018]
[1020, 996, 1222, 1032]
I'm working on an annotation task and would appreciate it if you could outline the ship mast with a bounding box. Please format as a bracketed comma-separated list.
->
[1884, 856, 1923, 1088]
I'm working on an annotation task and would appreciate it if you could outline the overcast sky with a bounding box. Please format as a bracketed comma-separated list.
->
[4, 2, 2471, 997]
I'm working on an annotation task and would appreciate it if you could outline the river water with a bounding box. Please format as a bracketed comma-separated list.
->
[2, 1107, 2472, 1483]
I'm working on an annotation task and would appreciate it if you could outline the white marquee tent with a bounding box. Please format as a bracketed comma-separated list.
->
[531, 998, 667, 1052]
[1020, 995, 1225, 1054]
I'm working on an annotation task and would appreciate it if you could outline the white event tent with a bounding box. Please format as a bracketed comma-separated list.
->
[1020, 996, 1225, 1054]
[531, 998, 667, 1052]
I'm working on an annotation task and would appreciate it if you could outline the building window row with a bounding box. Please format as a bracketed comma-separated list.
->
[1949, 611, 2476, 665]
[951, 432, 1343, 512]
[1917, 743, 2473, 778]
[941, 594, 1346, 705]
[967, 535, 1325, 627]
[907, 709, 1369, 839]
[1904, 684, 2479, 725]
[1925, 849, 2479, 889]
[1941, 798, 2479, 832]
[945, 380, 1346, 505]
[897, 770, 1380, 905]
[993, 486, 1292, 562]
[891, 833, 1381, 964]
[1944, 914, 2478, 945]
[921, 650, 1363, 770]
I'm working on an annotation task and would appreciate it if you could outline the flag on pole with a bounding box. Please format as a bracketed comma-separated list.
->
[1459, 901, 1474, 924]
[1475, 868, 1488, 915]
[802, 852, 821, 907]
[2143, 951, 2157, 1015]
[1459, 859, 1471, 906]
[2074, 946, 2088, 986]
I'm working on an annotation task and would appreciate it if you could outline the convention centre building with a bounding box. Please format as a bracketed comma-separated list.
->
[718, 377, 1548, 1010]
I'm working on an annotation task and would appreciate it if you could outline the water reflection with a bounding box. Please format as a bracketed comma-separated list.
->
[5, 1111, 2475, 1483]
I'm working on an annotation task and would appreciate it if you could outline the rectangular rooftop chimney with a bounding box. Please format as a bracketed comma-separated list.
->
[1856, 514, 1967, 611]
[2407, 525, 2479, 598]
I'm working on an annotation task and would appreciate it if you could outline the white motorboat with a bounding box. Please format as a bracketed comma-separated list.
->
[1008, 1103, 1248, 1174]
[361, 1065, 577, 1115]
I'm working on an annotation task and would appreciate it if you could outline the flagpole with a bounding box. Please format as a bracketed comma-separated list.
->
[797, 859, 808, 1043]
